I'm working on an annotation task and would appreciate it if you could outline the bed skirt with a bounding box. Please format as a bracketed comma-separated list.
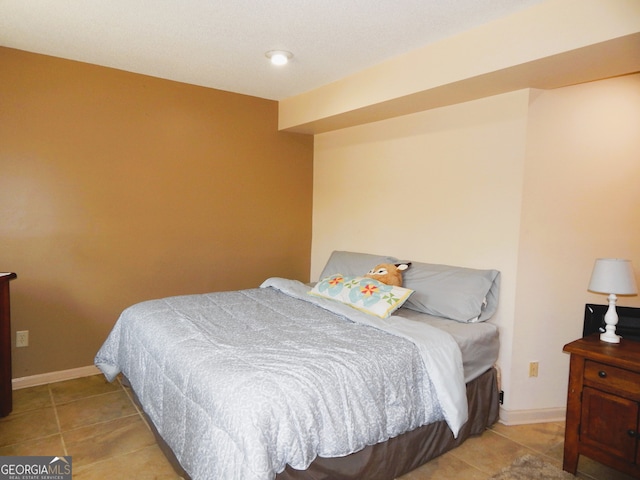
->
[128, 366, 499, 480]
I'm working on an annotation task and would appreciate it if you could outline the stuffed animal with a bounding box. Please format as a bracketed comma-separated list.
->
[364, 262, 411, 287]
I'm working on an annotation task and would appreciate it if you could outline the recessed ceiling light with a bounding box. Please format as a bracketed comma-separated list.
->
[265, 50, 293, 66]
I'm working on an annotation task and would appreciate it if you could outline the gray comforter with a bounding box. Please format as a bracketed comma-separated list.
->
[95, 278, 467, 480]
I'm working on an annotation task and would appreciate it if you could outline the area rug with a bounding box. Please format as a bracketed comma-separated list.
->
[489, 454, 575, 480]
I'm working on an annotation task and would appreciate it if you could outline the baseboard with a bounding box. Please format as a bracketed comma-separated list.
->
[12, 365, 101, 390]
[499, 406, 566, 425]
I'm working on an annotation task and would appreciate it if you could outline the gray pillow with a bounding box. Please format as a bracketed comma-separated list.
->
[401, 261, 500, 323]
[319, 251, 399, 280]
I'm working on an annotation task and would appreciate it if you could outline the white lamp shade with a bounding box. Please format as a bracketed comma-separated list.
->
[588, 258, 638, 295]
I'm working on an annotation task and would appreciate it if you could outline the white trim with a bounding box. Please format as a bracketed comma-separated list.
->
[499, 406, 566, 425]
[12, 365, 101, 390]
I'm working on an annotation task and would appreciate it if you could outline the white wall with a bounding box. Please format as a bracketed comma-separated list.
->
[508, 74, 640, 420]
[311, 74, 640, 422]
[312, 89, 531, 415]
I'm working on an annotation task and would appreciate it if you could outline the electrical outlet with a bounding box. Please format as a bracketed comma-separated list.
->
[16, 330, 29, 348]
[529, 361, 539, 377]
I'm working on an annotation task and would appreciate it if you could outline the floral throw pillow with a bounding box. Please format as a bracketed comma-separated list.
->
[309, 274, 413, 319]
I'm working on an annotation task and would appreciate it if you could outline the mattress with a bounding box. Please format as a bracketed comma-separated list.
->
[96, 248, 504, 479]
[95, 278, 472, 480]
[137, 368, 501, 480]
[395, 307, 499, 382]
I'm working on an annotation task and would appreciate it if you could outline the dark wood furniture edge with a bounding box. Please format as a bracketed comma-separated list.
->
[0, 272, 18, 417]
[563, 351, 585, 474]
[563, 334, 640, 371]
[563, 334, 640, 478]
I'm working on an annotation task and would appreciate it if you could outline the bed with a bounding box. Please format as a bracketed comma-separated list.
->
[95, 251, 501, 480]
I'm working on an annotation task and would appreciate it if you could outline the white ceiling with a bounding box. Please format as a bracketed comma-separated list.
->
[0, 0, 546, 101]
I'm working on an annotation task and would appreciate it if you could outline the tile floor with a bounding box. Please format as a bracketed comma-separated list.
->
[0, 374, 635, 480]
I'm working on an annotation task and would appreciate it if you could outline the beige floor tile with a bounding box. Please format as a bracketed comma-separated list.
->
[64, 415, 157, 467]
[546, 440, 566, 464]
[490, 421, 565, 455]
[11, 384, 53, 414]
[447, 429, 535, 475]
[72, 444, 182, 480]
[398, 450, 490, 480]
[50, 374, 121, 405]
[0, 434, 66, 457]
[0, 407, 59, 447]
[55, 390, 137, 431]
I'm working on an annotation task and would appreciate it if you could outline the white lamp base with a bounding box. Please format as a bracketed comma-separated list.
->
[600, 329, 621, 344]
[600, 293, 621, 344]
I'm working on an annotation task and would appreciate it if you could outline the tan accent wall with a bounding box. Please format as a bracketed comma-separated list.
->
[0, 47, 313, 378]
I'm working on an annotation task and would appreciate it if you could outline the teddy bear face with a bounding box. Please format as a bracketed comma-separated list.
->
[364, 262, 411, 287]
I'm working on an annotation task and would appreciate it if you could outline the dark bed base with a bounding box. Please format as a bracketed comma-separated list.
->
[128, 367, 500, 480]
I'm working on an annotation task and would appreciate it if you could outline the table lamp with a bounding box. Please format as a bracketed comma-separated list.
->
[588, 258, 638, 343]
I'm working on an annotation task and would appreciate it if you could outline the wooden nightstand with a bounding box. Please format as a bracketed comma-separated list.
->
[0, 272, 17, 417]
[563, 334, 640, 478]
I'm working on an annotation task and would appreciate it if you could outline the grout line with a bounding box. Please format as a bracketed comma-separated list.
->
[46, 376, 135, 453]
[0, 434, 62, 452]
[442, 453, 494, 478]
[489, 428, 561, 461]
[118, 375, 154, 432]
[48, 384, 68, 456]
[61, 412, 141, 434]
[486, 427, 608, 480]
[53, 387, 129, 407]
[448, 429, 540, 475]
[71, 444, 166, 474]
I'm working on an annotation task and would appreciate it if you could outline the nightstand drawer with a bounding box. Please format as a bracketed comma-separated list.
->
[585, 360, 640, 397]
